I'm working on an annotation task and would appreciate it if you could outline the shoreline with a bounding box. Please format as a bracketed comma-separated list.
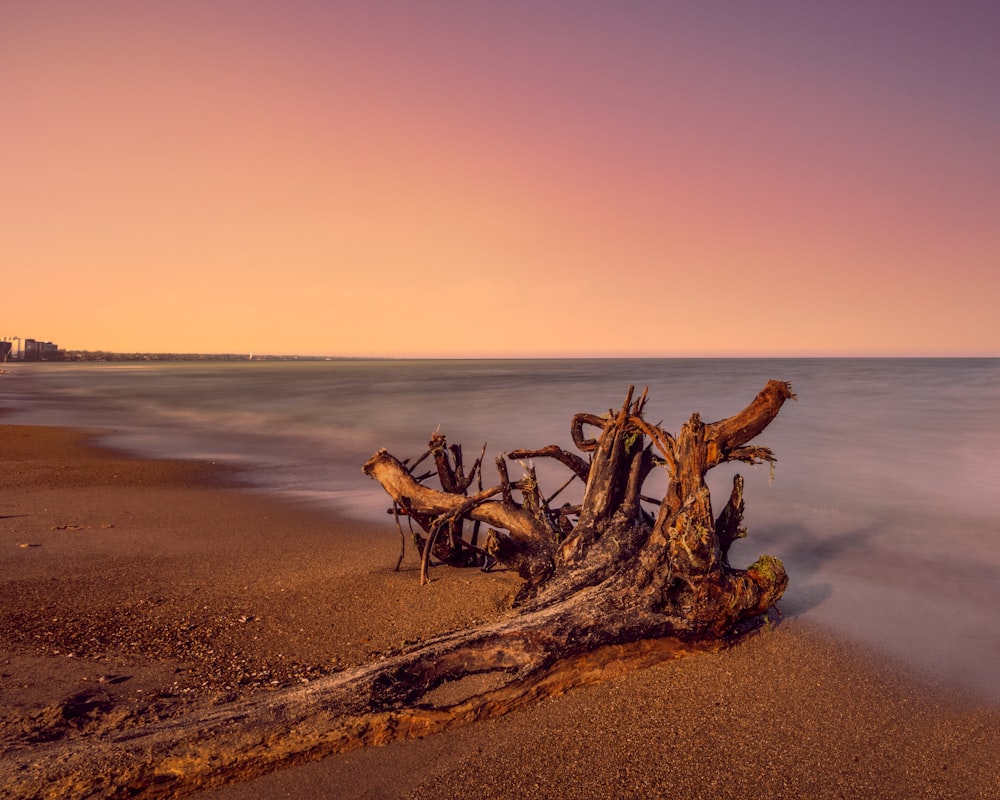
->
[2, 423, 998, 799]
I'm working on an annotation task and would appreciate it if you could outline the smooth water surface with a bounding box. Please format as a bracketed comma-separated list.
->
[3, 358, 998, 702]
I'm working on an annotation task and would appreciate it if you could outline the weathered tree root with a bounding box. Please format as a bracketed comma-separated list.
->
[4, 380, 794, 799]
[364, 379, 795, 636]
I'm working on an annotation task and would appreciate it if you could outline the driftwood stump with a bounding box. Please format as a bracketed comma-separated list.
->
[363, 380, 794, 658]
[9, 380, 794, 799]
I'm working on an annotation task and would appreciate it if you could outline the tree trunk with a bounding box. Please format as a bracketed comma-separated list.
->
[8, 380, 794, 799]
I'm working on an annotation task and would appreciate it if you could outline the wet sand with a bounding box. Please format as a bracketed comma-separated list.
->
[2, 425, 997, 799]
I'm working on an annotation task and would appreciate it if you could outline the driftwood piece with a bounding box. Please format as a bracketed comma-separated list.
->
[365, 379, 794, 638]
[7, 380, 795, 799]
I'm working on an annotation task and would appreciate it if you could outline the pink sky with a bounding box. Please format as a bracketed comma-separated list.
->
[3, 1, 998, 357]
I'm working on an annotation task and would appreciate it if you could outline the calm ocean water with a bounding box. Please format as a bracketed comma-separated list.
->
[2, 358, 998, 702]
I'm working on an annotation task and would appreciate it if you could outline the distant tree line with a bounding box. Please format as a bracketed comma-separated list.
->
[63, 351, 248, 362]
[61, 351, 341, 362]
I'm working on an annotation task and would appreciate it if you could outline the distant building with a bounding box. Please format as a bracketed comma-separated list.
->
[23, 339, 63, 361]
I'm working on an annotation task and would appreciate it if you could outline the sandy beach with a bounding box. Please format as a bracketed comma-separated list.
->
[2, 424, 997, 799]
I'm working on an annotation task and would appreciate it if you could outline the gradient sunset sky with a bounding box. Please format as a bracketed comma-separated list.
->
[3, 1, 998, 357]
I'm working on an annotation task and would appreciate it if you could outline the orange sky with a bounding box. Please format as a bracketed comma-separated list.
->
[3, 2, 998, 357]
